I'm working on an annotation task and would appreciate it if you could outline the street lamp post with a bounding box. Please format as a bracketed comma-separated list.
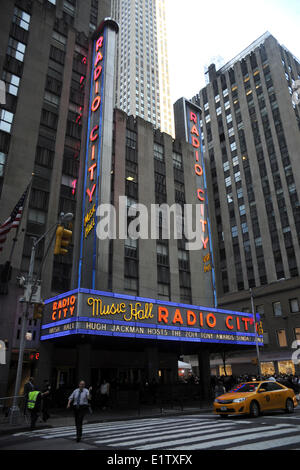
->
[250, 288, 262, 378]
[9, 213, 73, 424]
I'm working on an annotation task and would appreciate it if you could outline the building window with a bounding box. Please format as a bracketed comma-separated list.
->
[231, 226, 238, 238]
[2, 71, 20, 96]
[256, 305, 264, 317]
[0, 152, 6, 176]
[0, 110, 14, 133]
[172, 152, 182, 170]
[261, 361, 274, 375]
[295, 328, 300, 340]
[278, 360, 295, 374]
[277, 329, 287, 347]
[126, 129, 136, 149]
[44, 91, 60, 107]
[7, 37, 26, 62]
[28, 209, 46, 225]
[273, 301, 282, 317]
[289, 298, 299, 313]
[154, 142, 164, 161]
[158, 283, 170, 298]
[13, 7, 31, 31]
[124, 277, 138, 293]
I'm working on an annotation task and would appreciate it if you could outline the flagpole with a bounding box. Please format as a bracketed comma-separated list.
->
[8, 174, 34, 265]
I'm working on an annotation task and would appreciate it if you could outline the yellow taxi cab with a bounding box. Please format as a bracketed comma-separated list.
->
[214, 381, 298, 418]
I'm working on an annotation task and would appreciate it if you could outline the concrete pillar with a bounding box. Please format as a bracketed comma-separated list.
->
[198, 349, 212, 402]
[76, 343, 91, 386]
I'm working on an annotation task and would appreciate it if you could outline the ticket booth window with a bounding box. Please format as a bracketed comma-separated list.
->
[278, 361, 295, 375]
[277, 329, 287, 347]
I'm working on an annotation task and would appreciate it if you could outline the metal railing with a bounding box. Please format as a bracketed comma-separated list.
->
[0, 395, 28, 425]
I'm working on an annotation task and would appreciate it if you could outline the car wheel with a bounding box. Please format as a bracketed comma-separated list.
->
[249, 401, 260, 418]
[285, 398, 294, 414]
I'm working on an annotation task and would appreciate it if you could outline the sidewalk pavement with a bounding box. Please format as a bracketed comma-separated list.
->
[0, 403, 212, 436]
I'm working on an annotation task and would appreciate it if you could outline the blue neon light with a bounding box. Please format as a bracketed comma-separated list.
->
[44, 288, 254, 318]
[187, 102, 217, 308]
[42, 316, 261, 339]
[78, 40, 96, 289]
[40, 327, 260, 347]
[92, 28, 106, 289]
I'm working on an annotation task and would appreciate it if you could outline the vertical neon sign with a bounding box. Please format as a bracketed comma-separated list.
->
[186, 103, 217, 308]
[78, 29, 106, 289]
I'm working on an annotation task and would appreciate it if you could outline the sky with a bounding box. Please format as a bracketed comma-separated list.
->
[165, 0, 300, 104]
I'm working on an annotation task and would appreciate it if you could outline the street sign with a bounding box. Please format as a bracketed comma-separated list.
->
[24, 283, 41, 303]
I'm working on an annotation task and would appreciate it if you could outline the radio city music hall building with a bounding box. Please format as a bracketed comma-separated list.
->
[0, 1, 263, 400]
[35, 24, 263, 402]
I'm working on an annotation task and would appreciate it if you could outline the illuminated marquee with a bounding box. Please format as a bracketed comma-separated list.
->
[78, 19, 118, 290]
[41, 289, 263, 347]
[189, 110, 209, 251]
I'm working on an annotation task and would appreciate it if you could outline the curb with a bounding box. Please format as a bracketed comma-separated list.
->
[0, 408, 212, 436]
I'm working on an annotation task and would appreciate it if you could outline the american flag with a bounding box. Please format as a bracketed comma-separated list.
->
[0, 185, 30, 252]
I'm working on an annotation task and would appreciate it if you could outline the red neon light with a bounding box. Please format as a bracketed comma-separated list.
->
[86, 184, 96, 202]
[190, 112, 197, 124]
[94, 65, 102, 81]
[195, 164, 203, 176]
[95, 51, 103, 67]
[90, 126, 99, 142]
[91, 95, 101, 112]
[88, 163, 97, 181]
[96, 36, 104, 51]
[197, 189, 205, 202]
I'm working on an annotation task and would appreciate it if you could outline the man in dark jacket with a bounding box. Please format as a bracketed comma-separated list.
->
[41, 380, 52, 422]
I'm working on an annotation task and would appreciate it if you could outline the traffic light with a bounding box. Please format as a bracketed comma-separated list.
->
[33, 302, 44, 320]
[54, 225, 72, 255]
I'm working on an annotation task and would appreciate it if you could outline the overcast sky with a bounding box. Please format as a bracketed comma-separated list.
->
[165, 0, 300, 104]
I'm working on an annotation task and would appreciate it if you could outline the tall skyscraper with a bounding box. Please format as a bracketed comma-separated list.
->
[194, 32, 300, 376]
[112, 0, 174, 136]
[0, 0, 112, 397]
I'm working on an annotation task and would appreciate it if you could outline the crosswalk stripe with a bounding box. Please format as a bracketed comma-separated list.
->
[135, 424, 292, 450]
[13, 417, 194, 438]
[96, 422, 240, 446]
[170, 425, 297, 450]
[40, 418, 208, 439]
[229, 433, 300, 450]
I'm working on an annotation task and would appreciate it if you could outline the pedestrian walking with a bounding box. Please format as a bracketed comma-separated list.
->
[27, 388, 42, 430]
[67, 380, 92, 442]
[41, 379, 52, 422]
[23, 377, 34, 415]
[100, 379, 110, 410]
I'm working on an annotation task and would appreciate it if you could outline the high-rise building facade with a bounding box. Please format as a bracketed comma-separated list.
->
[0, 0, 111, 396]
[194, 32, 300, 376]
[112, 0, 174, 136]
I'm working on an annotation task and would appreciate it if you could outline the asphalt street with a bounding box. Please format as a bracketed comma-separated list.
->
[1, 409, 300, 451]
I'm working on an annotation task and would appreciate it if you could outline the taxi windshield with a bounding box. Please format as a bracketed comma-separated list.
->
[229, 383, 260, 393]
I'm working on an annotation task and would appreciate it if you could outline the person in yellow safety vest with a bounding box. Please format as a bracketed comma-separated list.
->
[27, 389, 42, 430]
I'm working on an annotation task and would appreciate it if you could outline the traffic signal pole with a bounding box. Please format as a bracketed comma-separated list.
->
[10, 213, 73, 424]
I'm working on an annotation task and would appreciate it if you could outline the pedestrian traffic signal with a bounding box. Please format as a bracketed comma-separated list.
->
[54, 225, 72, 255]
[33, 302, 44, 320]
